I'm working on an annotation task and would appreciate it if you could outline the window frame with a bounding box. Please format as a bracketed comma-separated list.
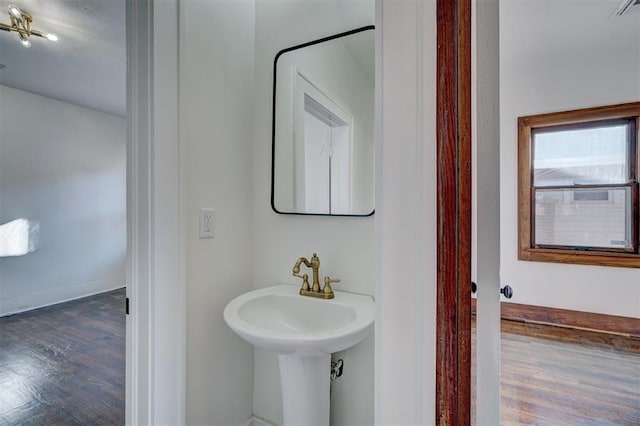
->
[518, 102, 640, 268]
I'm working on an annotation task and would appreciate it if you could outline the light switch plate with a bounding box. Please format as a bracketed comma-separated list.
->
[199, 208, 215, 238]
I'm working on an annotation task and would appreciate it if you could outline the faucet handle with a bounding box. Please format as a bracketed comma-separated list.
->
[295, 273, 310, 291]
[322, 276, 341, 295]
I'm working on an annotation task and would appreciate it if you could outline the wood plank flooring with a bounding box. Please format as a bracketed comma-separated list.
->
[0, 289, 125, 425]
[1, 290, 637, 425]
[473, 319, 640, 425]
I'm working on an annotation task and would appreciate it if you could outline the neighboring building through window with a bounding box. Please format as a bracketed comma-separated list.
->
[518, 102, 640, 268]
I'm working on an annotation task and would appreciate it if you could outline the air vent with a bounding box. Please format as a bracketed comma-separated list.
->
[614, 0, 640, 16]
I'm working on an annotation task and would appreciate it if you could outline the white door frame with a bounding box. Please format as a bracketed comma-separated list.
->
[126, 0, 186, 424]
[473, 0, 501, 423]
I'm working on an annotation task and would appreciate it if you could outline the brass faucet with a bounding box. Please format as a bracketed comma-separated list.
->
[292, 253, 340, 299]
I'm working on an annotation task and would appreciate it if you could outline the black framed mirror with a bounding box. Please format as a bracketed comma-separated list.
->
[271, 26, 375, 216]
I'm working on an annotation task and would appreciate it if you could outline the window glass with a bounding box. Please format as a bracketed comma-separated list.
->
[533, 123, 629, 187]
[534, 187, 632, 249]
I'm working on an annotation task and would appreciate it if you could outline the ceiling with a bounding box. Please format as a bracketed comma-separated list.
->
[0, 0, 125, 116]
[0, 0, 633, 120]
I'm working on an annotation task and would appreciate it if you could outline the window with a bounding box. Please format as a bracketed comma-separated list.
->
[518, 102, 640, 268]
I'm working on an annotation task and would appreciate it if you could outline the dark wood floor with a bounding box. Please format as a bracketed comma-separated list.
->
[473, 319, 640, 425]
[0, 289, 125, 425]
[2, 290, 637, 425]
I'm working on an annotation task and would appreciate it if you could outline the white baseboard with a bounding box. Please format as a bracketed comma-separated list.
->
[0, 278, 125, 317]
[246, 415, 277, 426]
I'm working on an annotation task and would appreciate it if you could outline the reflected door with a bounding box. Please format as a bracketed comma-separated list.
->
[295, 73, 353, 214]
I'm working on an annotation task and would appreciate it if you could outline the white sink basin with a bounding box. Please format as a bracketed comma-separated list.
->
[223, 284, 374, 356]
[224, 284, 375, 425]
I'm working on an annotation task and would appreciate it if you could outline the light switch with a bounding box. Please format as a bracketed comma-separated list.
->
[199, 208, 215, 238]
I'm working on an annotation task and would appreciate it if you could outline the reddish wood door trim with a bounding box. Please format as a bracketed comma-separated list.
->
[471, 298, 640, 339]
[436, 0, 472, 424]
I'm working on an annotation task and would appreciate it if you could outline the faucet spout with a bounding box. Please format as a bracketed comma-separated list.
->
[292, 253, 321, 292]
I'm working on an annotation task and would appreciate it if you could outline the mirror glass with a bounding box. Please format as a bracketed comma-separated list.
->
[271, 26, 375, 216]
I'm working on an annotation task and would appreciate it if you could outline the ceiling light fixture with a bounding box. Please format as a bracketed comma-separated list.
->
[0, 5, 58, 48]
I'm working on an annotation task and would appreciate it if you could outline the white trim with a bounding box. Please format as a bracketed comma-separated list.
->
[295, 70, 353, 127]
[126, 0, 152, 422]
[177, 0, 188, 423]
[375, 0, 437, 424]
[473, 0, 502, 423]
[126, 0, 186, 424]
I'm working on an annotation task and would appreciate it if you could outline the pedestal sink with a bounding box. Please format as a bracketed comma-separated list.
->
[223, 284, 375, 426]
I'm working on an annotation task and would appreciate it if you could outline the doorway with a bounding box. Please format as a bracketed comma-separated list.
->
[472, 1, 640, 424]
[295, 72, 354, 214]
[0, 0, 127, 422]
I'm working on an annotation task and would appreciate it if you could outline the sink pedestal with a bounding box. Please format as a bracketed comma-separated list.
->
[278, 354, 330, 426]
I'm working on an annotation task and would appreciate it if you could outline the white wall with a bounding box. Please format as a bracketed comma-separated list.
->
[0, 85, 126, 316]
[500, 0, 640, 318]
[252, 1, 375, 424]
[180, 0, 257, 424]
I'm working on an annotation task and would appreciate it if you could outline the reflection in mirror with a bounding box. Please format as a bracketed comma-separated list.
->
[271, 26, 374, 216]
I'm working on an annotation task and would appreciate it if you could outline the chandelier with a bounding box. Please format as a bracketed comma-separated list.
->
[0, 4, 58, 47]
